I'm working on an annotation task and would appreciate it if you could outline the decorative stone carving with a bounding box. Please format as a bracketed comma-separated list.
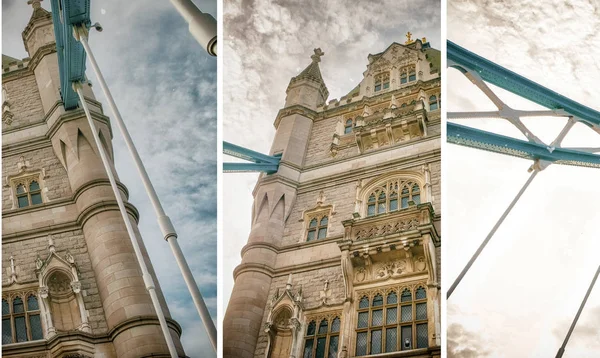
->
[39, 286, 49, 298]
[415, 256, 426, 272]
[71, 281, 82, 294]
[355, 218, 419, 241]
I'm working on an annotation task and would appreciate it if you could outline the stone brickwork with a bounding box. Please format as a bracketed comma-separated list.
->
[225, 41, 442, 358]
[2, 147, 73, 211]
[2, 72, 45, 130]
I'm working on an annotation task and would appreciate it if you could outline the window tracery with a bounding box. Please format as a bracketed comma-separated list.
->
[355, 284, 428, 356]
[366, 179, 421, 217]
[400, 66, 416, 85]
[374, 72, 390, 92]
[303, 313, 341, 358]
[2, 293, 44, 345]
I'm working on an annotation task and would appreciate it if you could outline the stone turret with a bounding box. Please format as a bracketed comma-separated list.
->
[223, 49, 329, 358]
[9, 2, 185, 357]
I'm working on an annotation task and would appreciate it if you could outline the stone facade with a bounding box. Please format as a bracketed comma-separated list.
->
[2, 6, 185, 358]
[224, 39, 441, 358]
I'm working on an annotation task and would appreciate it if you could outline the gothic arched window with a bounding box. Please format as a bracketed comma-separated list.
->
[366, 178, 422, 217]
[356, 287, 428, 356]
[344, 119, 353, 134]
[307, 216, 328, 242]
[429, 95, 438, 111]
[303, 316, 341, 358]
[14, 178, 43, 208]
[2, 295, 43, 345]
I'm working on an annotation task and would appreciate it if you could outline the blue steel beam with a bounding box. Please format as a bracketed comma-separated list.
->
[50, 0, 91, 110]
[223, 141, 281, 174]
[223, 141, 280, 164]
[448, 40, 600, 128]
[448, 122, 600, 168]
[223, 163, 279, 174]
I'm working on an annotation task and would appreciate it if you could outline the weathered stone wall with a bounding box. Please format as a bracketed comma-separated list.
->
[2, 146, 73, 211]
[2, 73, 45, 130]
[2, 230, 109, 334]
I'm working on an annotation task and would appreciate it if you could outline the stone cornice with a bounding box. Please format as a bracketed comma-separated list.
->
[26, 42, 57, 73]
[274, 105, 318, 129]
[76, 200, 140, 228]
[0, 316, 182, 357]
[2, 101, 111, 156]
[107, 315, 183, 341]
[296, 146, 440, 193]
[46, 104, 111, 140]
[1, 136, 52, 157]
[1, 64, 33, 81]
[233, 262, 275, 280]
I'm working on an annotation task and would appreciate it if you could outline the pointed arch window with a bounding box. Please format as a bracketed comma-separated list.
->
[303, 316, 341, 358]
[13, 176, 44, 208]
[344, 119, 353, 134]
[366, 179, 422, 217]
[374, 72, 390, 92]
[307, 216, 329, 242]
[429, 95, 439, 111]
[356, 287, 428, 356]
[2, 294, 43, 345]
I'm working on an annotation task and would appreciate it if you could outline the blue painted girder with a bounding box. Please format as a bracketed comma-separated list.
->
[223, 141, 281, 174]
[448, 40, 600, 128]
[448, 122, 600, 168]
[50, 0, 91, 110]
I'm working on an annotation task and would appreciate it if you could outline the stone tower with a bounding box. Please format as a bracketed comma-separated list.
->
[224, 39, 442, 358]
[2, 4, 185, 358]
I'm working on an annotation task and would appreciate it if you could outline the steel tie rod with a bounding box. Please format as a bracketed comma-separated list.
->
[555, 264, 600, 358]
[73, 25, 217, 351]
[447, 169, 539, 299]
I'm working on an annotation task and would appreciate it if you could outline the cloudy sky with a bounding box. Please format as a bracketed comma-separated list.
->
[222, 0, 441, 309]
[3, 1, 216, 356]
[447, 0, 600, 357]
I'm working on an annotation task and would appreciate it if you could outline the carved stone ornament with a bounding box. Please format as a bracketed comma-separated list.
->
[355, 218, 419, 241]
[39, 286, 49, 298]
[71, 281, 82, 294]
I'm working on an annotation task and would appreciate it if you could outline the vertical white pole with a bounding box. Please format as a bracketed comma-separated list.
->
[74, 26, 217, 352]
[74, 83, 179, 358]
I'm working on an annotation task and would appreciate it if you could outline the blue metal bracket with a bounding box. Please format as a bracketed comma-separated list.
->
[223, 141, 281, 174]
[50, 0, 91, 110]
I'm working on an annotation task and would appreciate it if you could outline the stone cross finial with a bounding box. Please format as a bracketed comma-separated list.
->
[405, 32, 413, 44]
[27, 0, 43, 9]
[311, 48, 324, 63]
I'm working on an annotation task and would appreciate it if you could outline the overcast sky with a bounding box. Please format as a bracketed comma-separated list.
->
[447, 0, 600, 357]
[222, 0, 441, 310]
[2, 1, 216, 356]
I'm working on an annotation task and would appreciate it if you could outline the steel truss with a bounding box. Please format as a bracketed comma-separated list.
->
[447, 40, 600, 358]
